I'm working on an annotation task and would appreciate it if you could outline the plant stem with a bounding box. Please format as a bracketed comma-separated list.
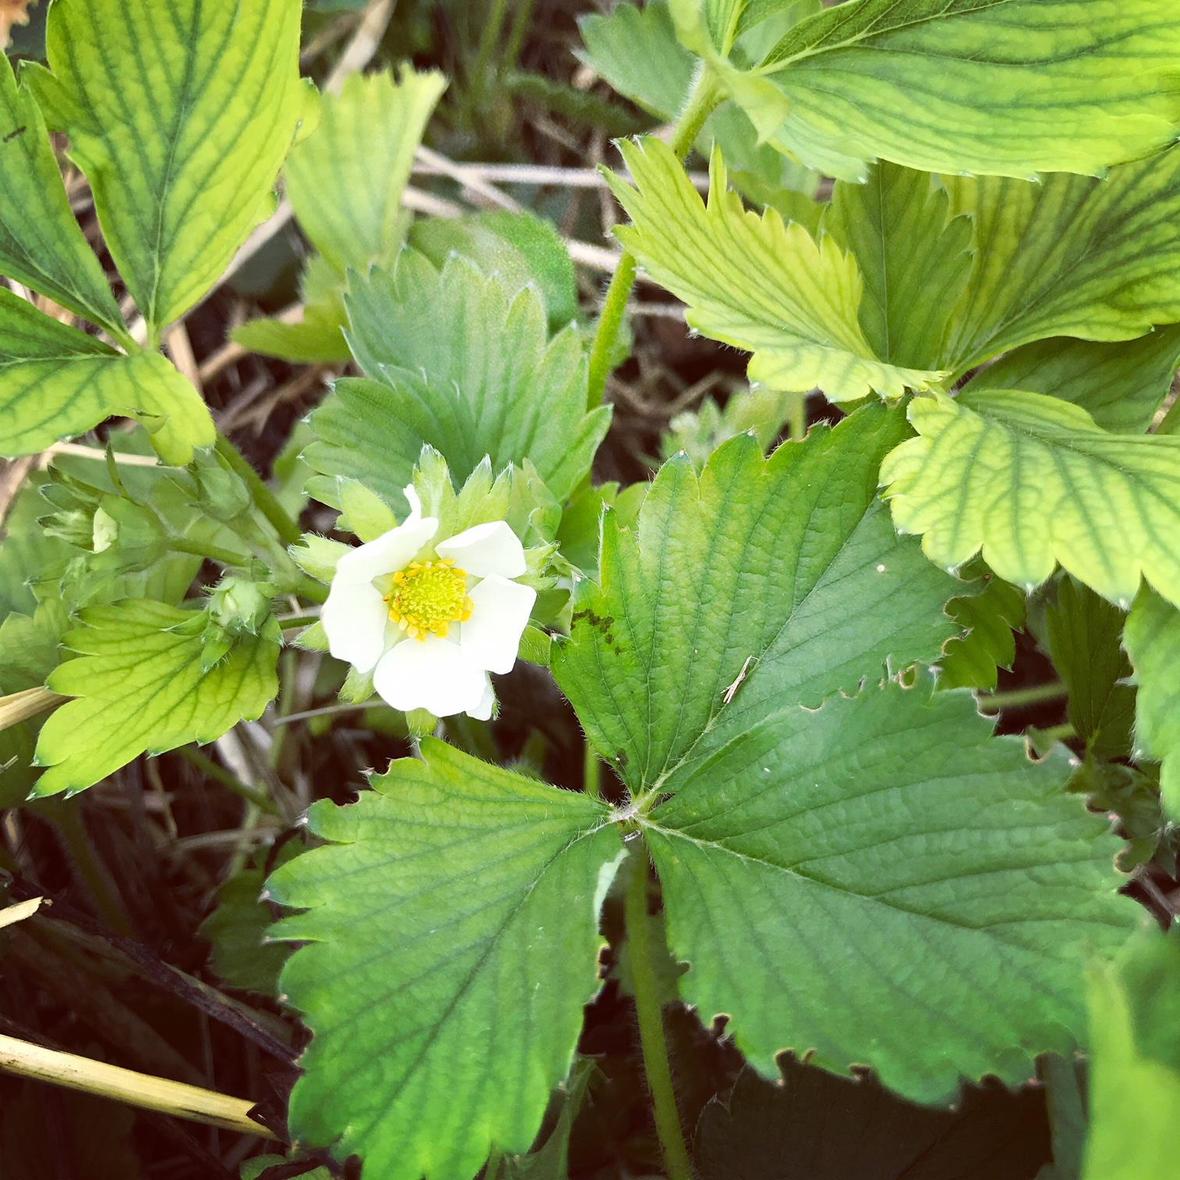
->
[177, 747, 278, 817]
[483, 1145, 505, 1178]
[584, 743, 603, 801]
[170, 537, 253, 570]
[586, 70, 721, 408]
[1157, 394, 1180, 435]
[213, 434, 302, 548]
[45, 804, 133, 937]
[786, 391, 807, 440]
[0, 1033, 277, 1139]
[979, 681, 1067, 711]
[624, 852, 694, 1180]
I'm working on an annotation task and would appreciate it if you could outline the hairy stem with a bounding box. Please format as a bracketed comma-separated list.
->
[45, 804, 133, 937]
[0, 1033, 276, 1139]
[586, 70, 721, 408]
[177, 747, 278, 817]
[583, 743, 603, 802]
[624, 851, 694, 1180]
[213, 433, 302, 548]
[979, 681, 1067, 711]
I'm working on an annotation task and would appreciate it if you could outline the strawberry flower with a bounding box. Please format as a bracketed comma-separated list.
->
[321, 486, 536, 719]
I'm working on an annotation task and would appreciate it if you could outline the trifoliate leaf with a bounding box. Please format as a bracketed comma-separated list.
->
[723, 0, 1180, 181]
[939, 574, 1025, 692]
[0, 289, 214, 463]
[880, 390, 1180, 609]
[1123, 587, 1180, 817]
[823, 163, 973, 371]
[554, 405, 970, 793]
[0, 54, 122, 331]
[285, 67, 445, 274]
[268, 742, 623, 1179]
[695, 1061, 1051, 1180]
[943, 157, 1180, 373]
[306, 253, 610, 505]
[27, 0, 305, 336]
[964, 328, 1180, 435]
[642, 680, 1134, 1102]
[606, 139, 944, 401]
[1083, 929, 1180, 1180]
[33, 601, 279, 796]
[1045, 578, 1135, 763]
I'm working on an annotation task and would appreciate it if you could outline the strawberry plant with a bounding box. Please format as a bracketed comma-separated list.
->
[0, 2, 1177, 1178]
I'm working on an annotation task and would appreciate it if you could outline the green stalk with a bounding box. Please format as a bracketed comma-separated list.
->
[979, 681, 1067, 711]
[624, 851, 694, 1180]
[213, 434, 302, 548]
[169, 537, 254, 570]
[1157, 394, 1180, 435]
[44, 804, 133, 937]
[178, 747, 278, 817]
[587, 70, 721, 408]
[583, 744, 603, 802]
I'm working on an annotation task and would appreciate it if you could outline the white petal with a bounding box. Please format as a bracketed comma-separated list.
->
[436, 521, 526, 578]
[467, 674, 495, 721]
[322, 579, 389, 674]
[458, 575, 536, 674]
[372, 636, 488, 718]
[334, 514, 438, 586]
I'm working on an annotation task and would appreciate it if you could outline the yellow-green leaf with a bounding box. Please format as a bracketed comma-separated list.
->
[0, 54, 122, 331]
[606, 138, 943, 401]
[742, 0, 1180, 180]
[28, 0, 306, 336]
[880, 390, 1180, 609]
[33, 601, 279, 796]
[0, 288, 213, 464]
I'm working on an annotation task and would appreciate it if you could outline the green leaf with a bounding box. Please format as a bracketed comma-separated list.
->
[306, 253, 610, 505]
[696, 1061, 1051, 1180]
[411, 209, 579, 331]
[823, 163, 973, 371]
[0, 55, 122, 331]
[199, 855, 293, 995]
[553, 405, 970, 793]
[29, 0, 306, 335]
[964, 328, 1180, 435]
[268, 742, 623, 1178]
[939, 574, 1025, 692]
[1083, 929, 1180, 1180]
[1123, 587, 1180, 817]
[726, 0, 1180, 180]
[33, 601, 279, 796]
[1045, 578, 1135, 762]
[642, 680, 1133, 1102]
[501, 1060, 595, 1180]
[606, 139, 943, 401]
[942, 157, 1180, 373]
[880, 390, 1180, 609]
[231, 297, 350, 364]
[0, 289, 214, 463]
[284, 66, 446, 274]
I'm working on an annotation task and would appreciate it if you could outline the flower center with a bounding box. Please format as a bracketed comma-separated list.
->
[385, 558, 473, 641]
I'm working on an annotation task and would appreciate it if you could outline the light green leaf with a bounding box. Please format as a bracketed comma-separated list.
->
[268, 742, 623, 1179]
[306, 253, 610, 505]
[823, 163, 973, 371]
[1123, 587, 1180, 817]
[606, 139, 943, 401]
[285, 66, 446, 274]
[33, 601, 279, 796]
[642, 680, 1133, 1102]
[939, 574, 1025, 692]
[0, 289, 214, 463]
[0, 55, 122, 331]
[1083, 929, 1180, 1180]
[965, 328, 1180, 435]
[738, 0, 1180, 180]
[942, 157, 1180, 373]
[29, 0, 305, 335]
[1045, 578, 1134, 763]
[231, 298, 350, 364]
[553, 405, 970, 793]
[880, 390, 1180, 609]
[411, 209, 579, 331]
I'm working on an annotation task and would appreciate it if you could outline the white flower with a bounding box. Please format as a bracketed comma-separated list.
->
[321, 486, 536, 720]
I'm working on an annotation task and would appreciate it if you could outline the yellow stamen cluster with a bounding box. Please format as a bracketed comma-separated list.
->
[385, 558, 473, 641]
